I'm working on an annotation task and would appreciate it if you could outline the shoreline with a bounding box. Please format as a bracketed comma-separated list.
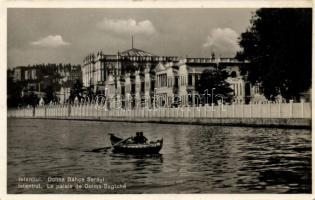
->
[8, 116, 311, 129]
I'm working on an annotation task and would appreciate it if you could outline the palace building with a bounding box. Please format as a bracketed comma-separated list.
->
[82, 47, 264, 108]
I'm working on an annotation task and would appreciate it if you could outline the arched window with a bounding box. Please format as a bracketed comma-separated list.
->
[230, 71, 237, 78]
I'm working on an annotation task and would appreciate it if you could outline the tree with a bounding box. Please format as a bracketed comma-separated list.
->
[24, 88, 39, 107]
[69, 79, 83, 103]
[7, 72, 24, 107]
[43, 85, 58, 104]
[237, 8, 312, 101]
[196, 68, 234, 104]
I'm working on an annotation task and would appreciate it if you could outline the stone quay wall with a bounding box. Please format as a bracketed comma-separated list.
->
[7, 101, 311, 128]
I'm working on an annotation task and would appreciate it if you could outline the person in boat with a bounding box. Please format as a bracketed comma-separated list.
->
[132, 132, 148, 144]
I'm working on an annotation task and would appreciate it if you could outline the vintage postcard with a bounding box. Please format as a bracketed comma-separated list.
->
[1, 0, 313, 199]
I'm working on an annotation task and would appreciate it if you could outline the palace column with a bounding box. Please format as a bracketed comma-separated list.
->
[125, 73, 131, 110]
[135, 70, 141, 108]
[144, 67, 151, 108]
[116, 80, 121, 109]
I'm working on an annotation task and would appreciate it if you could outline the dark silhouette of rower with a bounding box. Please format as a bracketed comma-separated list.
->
[133, 132, 148, 144]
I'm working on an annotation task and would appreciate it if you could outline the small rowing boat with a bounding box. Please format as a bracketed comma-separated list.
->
[109, 133, 163, 154]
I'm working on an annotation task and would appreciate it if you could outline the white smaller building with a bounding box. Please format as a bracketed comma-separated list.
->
[56, 87, 71, 104]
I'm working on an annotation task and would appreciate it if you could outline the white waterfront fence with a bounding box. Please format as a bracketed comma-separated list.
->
[7, 101, 311, 119]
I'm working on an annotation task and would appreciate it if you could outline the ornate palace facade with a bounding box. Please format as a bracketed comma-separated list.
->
[82, 48, 264, 108]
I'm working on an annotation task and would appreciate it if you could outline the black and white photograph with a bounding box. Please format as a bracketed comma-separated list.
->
[5, 4, 312, 196]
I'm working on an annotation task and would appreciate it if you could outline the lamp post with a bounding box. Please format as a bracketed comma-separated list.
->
[211, 88, 215, 111]
[204, 89, 209, 106]
[211, 88, 216, 106]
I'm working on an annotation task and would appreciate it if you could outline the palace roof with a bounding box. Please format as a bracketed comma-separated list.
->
[119, 48, 156, 57]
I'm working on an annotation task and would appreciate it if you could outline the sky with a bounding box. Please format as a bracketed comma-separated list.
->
[7, 8, 256, 69]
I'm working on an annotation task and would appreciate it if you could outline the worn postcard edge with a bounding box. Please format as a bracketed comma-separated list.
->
[0, 0, 313, 200]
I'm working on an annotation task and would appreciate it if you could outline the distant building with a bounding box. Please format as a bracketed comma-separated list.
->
[57, 64, 82, 87]
[13, 66, 38, 82]
[31, 68, 37, 80]
[13, 64, 81, 83]
[7, 69, 14, 81]
[13, 66, 25, 81]
[11, 64, 82, 102]
[82, 48, 264, 108]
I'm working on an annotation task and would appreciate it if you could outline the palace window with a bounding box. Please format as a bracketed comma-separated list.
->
[151, 81, 155, 91]
[121, 86, 125, 95]
[131, 84, 135, 94]
[168, 78, 173, 87]
[160, 74, 167, 87]
[174, 76, 179, 87]
[141, 82, 145, 93]
[188, 74, 192, 86]
[230, 71, 237, 78]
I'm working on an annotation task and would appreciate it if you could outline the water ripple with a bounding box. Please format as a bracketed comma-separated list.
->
[7, 119, 311, 194]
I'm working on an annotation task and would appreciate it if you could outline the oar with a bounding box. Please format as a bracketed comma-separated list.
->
[91, 137, 132, 152]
